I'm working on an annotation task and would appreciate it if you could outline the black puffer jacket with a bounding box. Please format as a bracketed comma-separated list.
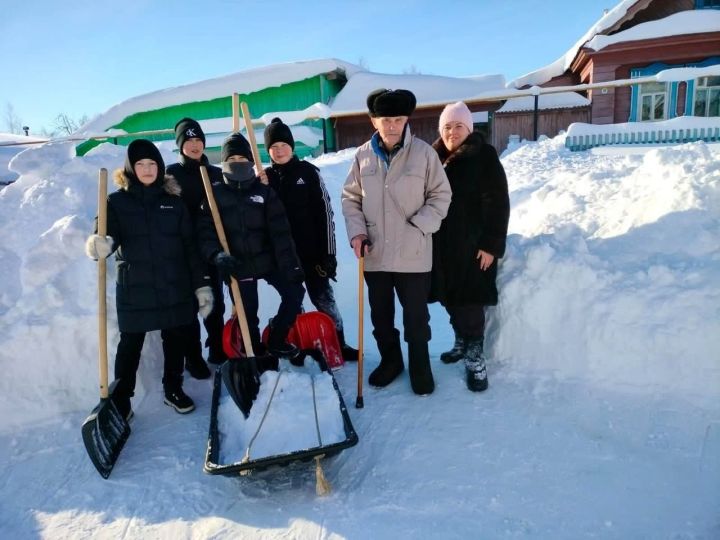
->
[430, 132, 510, 306]
[196, 176, 302, 280]
[166, 154, 223, 223]
[265, 156, 336, 270]
[104, 170, 210, 333]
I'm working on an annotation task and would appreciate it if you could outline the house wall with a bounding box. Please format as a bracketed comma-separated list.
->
[581, 32, 720, 124]
[492, 107, 591, 153]
[334, 103, 499, 150]
[502, 2, 719, 146]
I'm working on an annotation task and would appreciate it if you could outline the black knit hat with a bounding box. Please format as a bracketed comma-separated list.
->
[125, 139, 165, 181]
[367, 89, 417, 118]
[264, 117, 295, 150]
[221, 132, 253, 163]
[174, 117, 206, 149]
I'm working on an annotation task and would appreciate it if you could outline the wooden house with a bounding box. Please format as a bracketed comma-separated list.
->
[327, 72, 506, 149]
[499, 0, 720, 151]
[76, 59, 363, 161]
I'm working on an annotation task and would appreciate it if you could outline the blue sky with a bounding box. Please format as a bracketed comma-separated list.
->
[1, 0, 614, 133]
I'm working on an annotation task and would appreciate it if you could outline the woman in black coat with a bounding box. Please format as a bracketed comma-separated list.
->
[431, 101, 510, 392]
[85, 139, 213, 419]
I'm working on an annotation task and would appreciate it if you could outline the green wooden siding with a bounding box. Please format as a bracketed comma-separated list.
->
[77, 74, 343, 159]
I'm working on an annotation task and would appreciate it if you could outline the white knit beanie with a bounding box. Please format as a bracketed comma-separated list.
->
[438, 101, 473, 134]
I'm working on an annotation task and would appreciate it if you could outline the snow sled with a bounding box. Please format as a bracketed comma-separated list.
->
[223, 311, 344, 370]
[204, 348, 358, 477]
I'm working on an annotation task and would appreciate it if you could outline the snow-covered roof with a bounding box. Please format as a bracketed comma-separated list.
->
[329, 71, 506, 116]
[586, 10, 720, 51]
[0, 132, 47, 144]
[508, 0, 639, 89]
[507, 0, 720, 89]
[497, 92, 590, 113]
[79, 58, 364, 134]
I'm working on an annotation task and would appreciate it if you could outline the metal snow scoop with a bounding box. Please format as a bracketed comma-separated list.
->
[81, 168, 130, 479]
[200, 164, 263, 411]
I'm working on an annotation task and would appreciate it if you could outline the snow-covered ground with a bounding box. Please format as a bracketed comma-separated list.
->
[0, 133, 718, 539]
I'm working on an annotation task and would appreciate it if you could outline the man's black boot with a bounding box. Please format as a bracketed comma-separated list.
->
[408, 341, 434, 395]
[368, 332, 404, 387]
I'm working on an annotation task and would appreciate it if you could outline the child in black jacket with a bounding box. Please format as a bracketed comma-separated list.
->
[85, 139, 213, 418]
[166, 117, 226, 377]
[263, 118, 358, 360]
[196, 132, 305, 357]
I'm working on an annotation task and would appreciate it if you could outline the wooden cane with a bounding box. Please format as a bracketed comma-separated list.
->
[355, 240, 369, 409]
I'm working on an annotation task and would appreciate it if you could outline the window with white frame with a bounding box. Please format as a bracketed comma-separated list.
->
[639, 82, 667, 121]
[694, 76, 720, 117]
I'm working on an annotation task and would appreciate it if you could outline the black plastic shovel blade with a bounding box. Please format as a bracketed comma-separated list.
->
[81, 397, 130, 479]
[220, 356, 274, 418]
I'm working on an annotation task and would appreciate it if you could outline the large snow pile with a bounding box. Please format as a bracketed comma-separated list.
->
[0, 134, 718, 539]
[496, 136, 720, 405]
[1, 135, 718, 424]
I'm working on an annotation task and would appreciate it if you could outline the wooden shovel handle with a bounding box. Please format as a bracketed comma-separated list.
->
[240, 102, 263, 173]
[97, 168, 109, 399]
[200, 166, 255, 357]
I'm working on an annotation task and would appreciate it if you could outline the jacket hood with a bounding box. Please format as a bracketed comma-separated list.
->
[112, 169, 182, 196]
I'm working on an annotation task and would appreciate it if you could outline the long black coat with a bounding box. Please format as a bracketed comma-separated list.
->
[196, 177, 302, 280]
[104, 171, 209, 333]
[265, 156, 336, 271]
[430, 132, 510, 307]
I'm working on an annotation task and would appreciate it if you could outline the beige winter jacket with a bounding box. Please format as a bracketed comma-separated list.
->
[342, 128, 451, 272]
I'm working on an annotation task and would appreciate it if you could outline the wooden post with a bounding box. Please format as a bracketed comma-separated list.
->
[232, 93, 240, 132]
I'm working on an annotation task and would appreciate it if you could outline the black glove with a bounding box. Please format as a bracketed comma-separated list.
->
[213, 252, 240, 283]
[285, 265, 305, 284]
[315, 254, 337, 281]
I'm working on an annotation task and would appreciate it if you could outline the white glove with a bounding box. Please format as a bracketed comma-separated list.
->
[85, 234, 114, 260]
[195, 286, 214, 319]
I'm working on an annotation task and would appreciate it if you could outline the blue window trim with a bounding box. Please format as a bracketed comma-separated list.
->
[684, 57, 720, 116]
[630, 62, 672, 121]
[686, 80, 696, 115]
[695, 0, 720, 9]
[630, 58, 720, 120]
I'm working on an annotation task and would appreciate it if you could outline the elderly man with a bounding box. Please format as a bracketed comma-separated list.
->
[342, 89, 451, 395]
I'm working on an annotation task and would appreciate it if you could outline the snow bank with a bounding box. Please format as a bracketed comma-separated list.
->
[0, 133, 718, 431]
[494, 136, 720, 404]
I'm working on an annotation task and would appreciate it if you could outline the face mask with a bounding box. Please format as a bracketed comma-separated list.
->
[222, 161, 255, 187]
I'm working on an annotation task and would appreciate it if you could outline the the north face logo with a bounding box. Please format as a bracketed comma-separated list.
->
[296, 178, 305, 185]
[160, 205, 174, 209]
[185, 128, 197, 137]
[249, 195, 264, 204]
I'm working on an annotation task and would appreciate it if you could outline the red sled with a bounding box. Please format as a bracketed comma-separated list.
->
[223, 311, 345, 370]
[222, 314, 246, 359]
[261, 312, 344, 370]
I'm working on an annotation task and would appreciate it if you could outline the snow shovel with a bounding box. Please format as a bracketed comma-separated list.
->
[356, 239, 370, 409]
[200, 165, 261, 411]
[240, 101, 264, 174]
[81, 168, 130, 479]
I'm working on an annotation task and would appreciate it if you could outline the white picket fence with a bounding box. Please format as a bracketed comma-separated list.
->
[565, 125, 720, 151]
